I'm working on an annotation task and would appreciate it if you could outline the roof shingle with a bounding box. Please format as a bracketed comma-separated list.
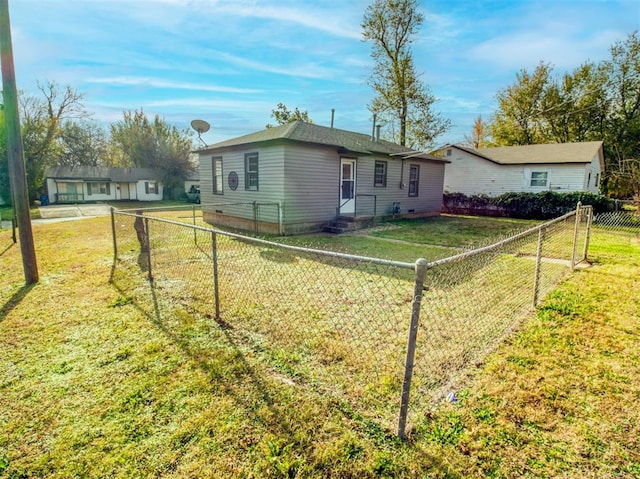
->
[196, 121, 447, 163]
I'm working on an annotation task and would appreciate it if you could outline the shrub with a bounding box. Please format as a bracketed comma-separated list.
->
[443, 191, 615, 219]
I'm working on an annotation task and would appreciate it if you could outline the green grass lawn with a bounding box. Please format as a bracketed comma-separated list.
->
[367, 214, 541, 248]
[1, 214, 638, 478]
[0, 205, 41, 223]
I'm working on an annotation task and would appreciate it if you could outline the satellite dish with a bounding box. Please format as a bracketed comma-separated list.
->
[191, 119, 211, 147]
[191, 119, 210, 134]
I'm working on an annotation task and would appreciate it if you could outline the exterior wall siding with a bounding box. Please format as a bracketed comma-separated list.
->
[133, 181, 163, 201]
[282, 144, 340, 225]
[199, 141, 445, 234]
[199, 145, 285, 224]
[356, 156, 444, 216]
[583, 153, 603, 193]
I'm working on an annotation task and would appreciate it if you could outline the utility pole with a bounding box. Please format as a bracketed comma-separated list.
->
[1, 0, 39, 284]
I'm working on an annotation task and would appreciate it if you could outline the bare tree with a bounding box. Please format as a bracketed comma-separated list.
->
[18, 81, 88, 198]
[362, 0, 449, 149]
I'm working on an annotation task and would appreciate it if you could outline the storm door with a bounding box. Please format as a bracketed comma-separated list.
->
[339, 158, 356, 214]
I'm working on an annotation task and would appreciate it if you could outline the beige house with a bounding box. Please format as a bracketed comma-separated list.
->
[435, 141, 605, 196]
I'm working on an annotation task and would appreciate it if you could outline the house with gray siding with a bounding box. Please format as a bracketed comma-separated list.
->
[195, 121, 449, 235]
[434, 141, 605, 197]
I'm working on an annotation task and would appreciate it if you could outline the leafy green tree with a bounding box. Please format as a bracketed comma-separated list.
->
[600, 31, 640, 198]
[110, 109, 195, 196]
[487, 32, 639, 197]
[490, 62, 553, 145]
[489, 62, 607, 145]
[539, 63, 608, 143]
[362, 0, 449, 149]
[265, 103, 312, 128]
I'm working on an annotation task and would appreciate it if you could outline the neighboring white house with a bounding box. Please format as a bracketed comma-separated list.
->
[45, 166, 164, 204]
[434, 141, 605, 196]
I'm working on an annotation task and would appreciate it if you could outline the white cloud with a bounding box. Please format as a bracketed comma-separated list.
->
[468, 31, 619, 72]
[209, 50, 340, 80]
[213, 1, 365, 40]
[85, 76, 263, 94]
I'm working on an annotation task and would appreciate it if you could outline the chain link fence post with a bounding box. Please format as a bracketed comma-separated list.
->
[398, 257, 428, 439]
[144, 216, 153, 283]
[211, 230, 220, 320]
[110, 207, 118, 260]
[532, 226, 546, 307]
[582, 205, 593, 262]
[570, 201, 582, 271]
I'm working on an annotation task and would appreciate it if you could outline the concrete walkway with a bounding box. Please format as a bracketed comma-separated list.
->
[37, 204, 112, 220]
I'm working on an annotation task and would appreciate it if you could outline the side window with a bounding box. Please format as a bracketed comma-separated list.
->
[145, 181, 158, 194]
[530, 171, 548, 187]
[245, 153, 259, 191]
[408, 165, 419, 197]
[87, 182, 109, 195]
[374, 161, 387, 187]
[213, 156, 223, 194]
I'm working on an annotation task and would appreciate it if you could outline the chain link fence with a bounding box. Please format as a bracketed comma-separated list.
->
[405, 207, 592, 428]
[590, 210, 640, 256]
[111, 203, 608, 436]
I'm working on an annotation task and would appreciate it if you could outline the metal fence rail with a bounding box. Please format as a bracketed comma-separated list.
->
[110, 203, 602, 437]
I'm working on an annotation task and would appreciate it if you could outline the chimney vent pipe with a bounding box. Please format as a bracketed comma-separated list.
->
[371, 113, 377, 141]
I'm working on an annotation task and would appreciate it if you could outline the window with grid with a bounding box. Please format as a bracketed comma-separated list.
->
[374, 161, 387, 187]
[88, 182, 110, 195]
[530, 171, 548, 187]
[408, 165, 419, 197]
[213, 157, 223, 194]
[145, 182, 158, 194]
[245, 153, 259, 191]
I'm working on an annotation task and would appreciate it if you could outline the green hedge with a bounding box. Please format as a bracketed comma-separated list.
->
[443, 191, 615, 219]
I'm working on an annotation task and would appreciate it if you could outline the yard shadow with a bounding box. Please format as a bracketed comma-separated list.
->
[0, 241, 15, 258]
[109, 264, 465, 474]
[109, 276, 294, 438]
[0, 284, 36, 324]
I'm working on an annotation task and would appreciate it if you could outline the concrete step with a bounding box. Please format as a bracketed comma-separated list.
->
[323, 216, 376, 233]
[323, 225, 348, 234]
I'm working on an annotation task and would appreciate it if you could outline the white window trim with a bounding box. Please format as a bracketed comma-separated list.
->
[530, 171, 549, 188]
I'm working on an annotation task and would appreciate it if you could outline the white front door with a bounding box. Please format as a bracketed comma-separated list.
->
[120, 183, 130, 200]
[339, 158, 356, 215]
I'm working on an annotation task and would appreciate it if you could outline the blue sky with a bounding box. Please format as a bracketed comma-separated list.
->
[7, 0, 640, 148]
